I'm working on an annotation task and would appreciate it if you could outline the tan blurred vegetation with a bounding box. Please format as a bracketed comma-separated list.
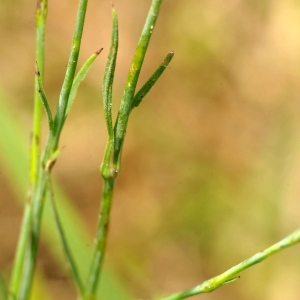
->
[1, 0, 300, 299]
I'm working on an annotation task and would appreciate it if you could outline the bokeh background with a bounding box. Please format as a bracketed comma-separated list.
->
[1, 0, 300, 299]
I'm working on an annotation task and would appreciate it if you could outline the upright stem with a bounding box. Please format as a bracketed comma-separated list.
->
[17, 136, 53, 300]
[84, 179, 115, 300]
[53, 0, 89, 146]
[14, 0, 89, 298]
[84, 1, 164, 298]
[114, 0, 163, 168]
[9, 1, 47, 298]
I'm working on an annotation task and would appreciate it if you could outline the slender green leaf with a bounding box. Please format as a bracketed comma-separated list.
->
[66, 48, 103, 118]
[132, 51, 174, 109]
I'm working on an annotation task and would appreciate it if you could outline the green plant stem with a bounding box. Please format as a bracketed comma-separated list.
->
[31, 0, 48, 186]
[16, 1, 89, 298]
[8, 201, 32, 300]
[113, 0, 163, 169]
[84, 179, 115, 300]
[0, 271, 8, 300]
[17, 142, 53, 300]
[53, 0, 89, 146]
[159, 228, 300, 300]
[9, 2, 47, 298]
[100, 6, 118, 180]
[47, 176, 84, 296]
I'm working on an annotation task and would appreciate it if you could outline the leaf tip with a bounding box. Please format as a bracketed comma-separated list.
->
[96, 48, 104, 55]
[111, 2, 115, 8]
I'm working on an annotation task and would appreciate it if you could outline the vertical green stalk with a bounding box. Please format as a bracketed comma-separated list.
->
[31, 0, 48, 186]
[17, 0, 89, 299]
[114, 0, 163, 168]
[84, 1, 165, 299]
[17, 153, 52, 300]
[84, 179, 115, 300]
[9, 1, 47, 298]
[53, 0, 89, 147]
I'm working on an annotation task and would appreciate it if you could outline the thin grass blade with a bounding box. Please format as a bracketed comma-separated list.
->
[132, 51, 174, 109]
[65, 48, 103, 118]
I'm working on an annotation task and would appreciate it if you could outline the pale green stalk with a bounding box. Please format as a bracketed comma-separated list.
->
[17, 0, 89, 299]
[53, 0, 89, 146]
[47, 176, 84, 296]
[8, 1, 47, 298]
[84, 179, 115, 300]
[0, 271, 8, 300]
[159, 228, 300, 300]
[113, 0, 163, 170]
[84, 1, 167, 299]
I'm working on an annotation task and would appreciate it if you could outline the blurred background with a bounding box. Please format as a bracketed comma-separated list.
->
[1, 0, 300, 299]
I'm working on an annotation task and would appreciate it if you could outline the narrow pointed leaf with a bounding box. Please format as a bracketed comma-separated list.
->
[102, 5, 118, 140]
[35, 61, 54, 133]
[66, 48, 103, 118]
[132, 51, 174, 109]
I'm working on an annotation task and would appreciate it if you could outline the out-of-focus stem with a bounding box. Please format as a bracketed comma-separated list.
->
[8, 1, 47, 298]
[159, 228, 300, 300]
